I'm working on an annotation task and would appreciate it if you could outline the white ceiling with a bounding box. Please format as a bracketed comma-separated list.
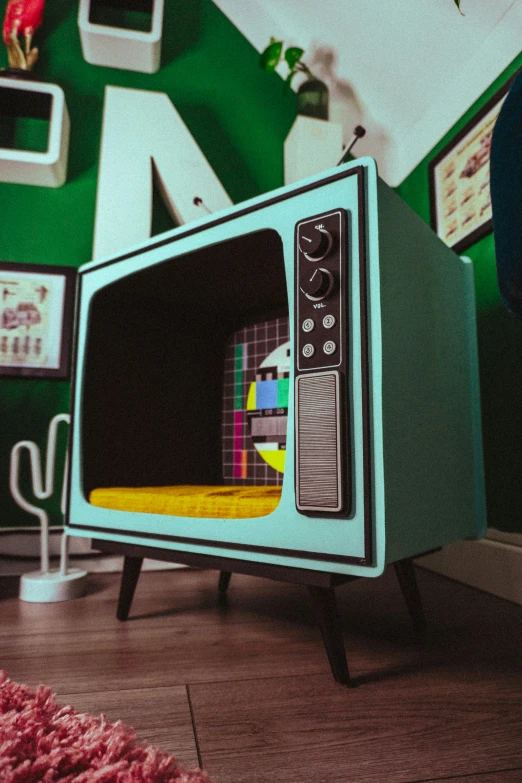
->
[213, 0, 522, 185]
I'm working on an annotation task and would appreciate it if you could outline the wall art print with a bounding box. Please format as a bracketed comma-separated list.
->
[429, 75, 516, 254]
[0, 262, 75, 378]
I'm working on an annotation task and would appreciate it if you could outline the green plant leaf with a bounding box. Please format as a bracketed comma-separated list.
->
[284, 69, 297, 92]
[454, 0, 464, 14]
[260, 40, 283, 72]
[284, 47, 304, 69]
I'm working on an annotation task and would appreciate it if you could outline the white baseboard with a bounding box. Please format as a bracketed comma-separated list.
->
[486, 528, 522, 547]
[416, 533, 522, 606]
[0, 528, 95, 558]
[0, 530, 185, 576]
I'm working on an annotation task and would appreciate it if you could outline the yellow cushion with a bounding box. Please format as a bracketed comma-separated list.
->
[89, 484, 282, 519]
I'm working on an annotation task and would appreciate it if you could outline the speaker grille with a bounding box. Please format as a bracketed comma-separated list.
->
[296, 372, 342, 511]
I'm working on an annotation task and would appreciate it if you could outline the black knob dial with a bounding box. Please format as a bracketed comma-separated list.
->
[300, 268, 334, 301]
[299, 227, 333, 261]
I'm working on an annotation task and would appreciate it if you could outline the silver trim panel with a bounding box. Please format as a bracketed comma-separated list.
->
[295, 370, 343, 512]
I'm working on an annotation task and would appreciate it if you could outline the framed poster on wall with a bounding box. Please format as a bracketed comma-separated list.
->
[0, 262, 75, 379]
[429, 75, 516, 254]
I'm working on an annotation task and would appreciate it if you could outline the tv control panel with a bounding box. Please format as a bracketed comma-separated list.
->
[295, 209, 347, 373]
[294, 208, 350, 515]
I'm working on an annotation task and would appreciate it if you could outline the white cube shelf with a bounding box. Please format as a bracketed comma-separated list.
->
[284, 115, 343, 186]
[0, 77, 69, 188]
[78, 0, 164, 74]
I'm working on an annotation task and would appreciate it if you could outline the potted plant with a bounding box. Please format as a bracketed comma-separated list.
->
[260, 38, 329, 121]
[2, 0, 44, 75]
[260, 37, 343, 184]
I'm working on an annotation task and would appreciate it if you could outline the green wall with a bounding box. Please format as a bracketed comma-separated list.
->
[396, 54, 522, 534]
[2, 3, 521, 535]
[0, 0, 295, 529]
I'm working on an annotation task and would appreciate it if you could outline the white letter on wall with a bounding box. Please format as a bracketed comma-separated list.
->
[93, 86, 233, 260]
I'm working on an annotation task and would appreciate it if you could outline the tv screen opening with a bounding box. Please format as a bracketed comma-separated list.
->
[81, 229, 289, 521]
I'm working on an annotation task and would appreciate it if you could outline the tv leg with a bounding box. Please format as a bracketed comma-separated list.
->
[307, 585, 351, 686]
[117, 556, 143, 621]
[218, 570, 232, 596]
[393, 558, 425, 636]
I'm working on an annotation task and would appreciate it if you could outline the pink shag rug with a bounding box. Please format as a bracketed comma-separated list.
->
[0, 671, 212, 783]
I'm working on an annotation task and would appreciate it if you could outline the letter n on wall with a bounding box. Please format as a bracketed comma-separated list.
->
[93, 86, 232, 260]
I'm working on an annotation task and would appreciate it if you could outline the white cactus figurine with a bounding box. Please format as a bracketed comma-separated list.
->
[10, 414, 87, 602]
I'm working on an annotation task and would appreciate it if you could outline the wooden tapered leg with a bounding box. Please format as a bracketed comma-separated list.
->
[307, 585, 351, 686]
[218, 570, 232, 596]
[117, 556, 143, 621]
[393, 558, 426, 635]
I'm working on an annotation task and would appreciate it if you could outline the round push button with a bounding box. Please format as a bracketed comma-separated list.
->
[323, 314, 336, 329]
[302, 343, 315, 358]
[323, 340, 337, 355]
[302, 318, 315, 333]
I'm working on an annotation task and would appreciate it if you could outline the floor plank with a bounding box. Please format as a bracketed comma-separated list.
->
[441, 773, 522, 783]
[1, 566, 522, 783]
[189, 668, 522, 783]
[3, 567, 520, 691]
[0, 621, 333, 693]
[59, 685, 200, 770]
[0, 570, 230, 637]
[0, 569, 427, 691]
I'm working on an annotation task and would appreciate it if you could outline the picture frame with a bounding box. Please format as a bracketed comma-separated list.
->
[429, 74, 517, 254]
[0, 262, 76, 379]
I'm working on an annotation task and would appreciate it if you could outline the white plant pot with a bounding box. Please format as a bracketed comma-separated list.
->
[0, 77, 69, 188]
[284, 115, 343, 186]
[78, 0, 164, 74]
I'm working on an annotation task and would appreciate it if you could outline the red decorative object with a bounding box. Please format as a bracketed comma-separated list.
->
[2, 0, 45, 71]
[0, 671, 212, 782]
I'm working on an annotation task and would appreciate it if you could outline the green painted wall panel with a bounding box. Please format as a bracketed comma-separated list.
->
[396, 54, 522, 534]
[0, 0, 295, 529]
[3, 1, 518, 539]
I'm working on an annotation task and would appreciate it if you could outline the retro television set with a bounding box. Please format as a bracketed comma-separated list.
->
[65, 158, 486, 684]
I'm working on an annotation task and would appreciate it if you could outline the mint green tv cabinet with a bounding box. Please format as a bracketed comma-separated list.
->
[66, 158, 486, 684]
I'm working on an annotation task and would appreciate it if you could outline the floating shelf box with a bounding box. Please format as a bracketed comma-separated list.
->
[0, 77, 69, 188]
[284, 116, 343, 186]
[78, 0, 164, 74]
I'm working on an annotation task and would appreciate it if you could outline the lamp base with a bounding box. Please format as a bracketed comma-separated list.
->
[19, 568, 88, 603]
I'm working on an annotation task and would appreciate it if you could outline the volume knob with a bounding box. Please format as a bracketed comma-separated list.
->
[299, 227, 333, 261]
[300, 268, 334, 301]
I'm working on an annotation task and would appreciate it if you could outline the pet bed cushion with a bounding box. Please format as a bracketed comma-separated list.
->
[89, 484, 282, 519]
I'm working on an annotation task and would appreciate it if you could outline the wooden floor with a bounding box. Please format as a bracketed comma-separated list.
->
[1, 565, 522, 783]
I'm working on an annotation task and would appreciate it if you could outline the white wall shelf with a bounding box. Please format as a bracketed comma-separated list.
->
[78, 0, 164, 74]
[284, 116, 343, 185]
[0, 77, 69, 188]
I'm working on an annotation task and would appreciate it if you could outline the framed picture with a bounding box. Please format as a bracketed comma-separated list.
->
[429, 74, 517, 254]
[0, 262, 76, 379]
